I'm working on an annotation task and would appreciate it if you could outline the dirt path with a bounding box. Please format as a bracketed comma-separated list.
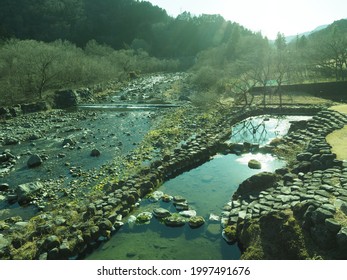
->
[327, 104, 347, 160]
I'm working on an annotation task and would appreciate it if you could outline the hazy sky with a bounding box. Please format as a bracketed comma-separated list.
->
[144, 0, 346, 39]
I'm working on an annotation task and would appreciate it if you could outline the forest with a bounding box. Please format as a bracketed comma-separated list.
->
[0, 0, 347, 106]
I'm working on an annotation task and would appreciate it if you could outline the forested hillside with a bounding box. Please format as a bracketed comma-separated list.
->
[0, 0, 346, 107]
[0, 0, 250, 59]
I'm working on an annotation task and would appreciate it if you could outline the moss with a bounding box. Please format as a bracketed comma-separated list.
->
[10, 241, 38, 260]
[237, 211, 317, 260]
[223, 225, 237, 240]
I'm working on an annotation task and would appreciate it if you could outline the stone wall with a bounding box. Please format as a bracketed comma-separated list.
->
[225, 109, 347, 259]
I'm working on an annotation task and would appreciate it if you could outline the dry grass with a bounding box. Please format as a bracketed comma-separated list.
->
[326, 125, 347, 161]
[329, 104, 347, 114]
[245, 91, 334, 106]
[327, 104, 347, 161]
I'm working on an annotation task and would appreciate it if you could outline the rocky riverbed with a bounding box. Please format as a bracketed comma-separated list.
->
[0, 71, 344, 260]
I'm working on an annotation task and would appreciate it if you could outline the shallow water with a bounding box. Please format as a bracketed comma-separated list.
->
[85, 115, 307, 260]
[230, 115, 312, 145]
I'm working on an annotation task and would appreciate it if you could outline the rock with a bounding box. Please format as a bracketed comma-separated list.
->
[27, 154, 43, 168]
[59, 242, 73, 259]
[54, 89, 79, 108]
[16, 181, 43, 204]
[98, 219, 113, 231]
[0, 234, 10, 251]
[136, 212, 152, 224]
[21, 101, 47, 113]
[161, 194, 172, 202]
[148, 191, 164, 202]
[4, 137, 19, 145]
[153, 208, 171, 218]
[173, 195, 186, 202]
[248, 159, 262, 169]
[283, 173, 297, 183]
[174, 201, 189, 211]
[0, 107, 10, 118]
[296, 152, 313, 162]
[9, 106, 22, 117]
[222, 225, 237, 244]
[325, 218, 342, 234]
[209, 213, 220, 222]
[310, 224, 336, 249]
[0, 183, 10, 192]
[188, 216, 205, 228]
[164, 213, 186, 227]
[292, 161, 311, 173]
[62, 138, 76, 147]
[28, 133, 42, 141]
[337, 227, 347, 250]
[44, 235, 61, 251]
[127, 215, 137, 225]
[311, 208, 334, 224]
[179, 210, 196, 218]
[90, 149, 101, 157]
[47, 248, 60, 260]
[234, 172, 279, 198]
[340, 202, 347, 215]
[14, 222, 29, 229]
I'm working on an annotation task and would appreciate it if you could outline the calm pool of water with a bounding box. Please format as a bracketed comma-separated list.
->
[85, 115, 309, 260]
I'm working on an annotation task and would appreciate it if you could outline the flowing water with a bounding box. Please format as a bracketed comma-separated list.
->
[85, 115, 311, 260]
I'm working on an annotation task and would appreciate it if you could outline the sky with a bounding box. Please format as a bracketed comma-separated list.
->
[143, 0, 347, 39]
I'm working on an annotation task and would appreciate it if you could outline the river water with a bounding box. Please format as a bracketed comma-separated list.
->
[85, 115, 311, 260]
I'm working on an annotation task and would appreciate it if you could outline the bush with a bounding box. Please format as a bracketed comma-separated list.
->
[190, 66, 222, 90]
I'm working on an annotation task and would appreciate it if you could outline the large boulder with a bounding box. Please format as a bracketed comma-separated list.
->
[54, 89, 79, 109]
[21, 101, 48, 113]
[27, 154, 43, 168]
[233, 172, 279, 198]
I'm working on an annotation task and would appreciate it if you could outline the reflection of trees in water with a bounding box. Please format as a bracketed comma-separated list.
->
[231, 116, 285, 144]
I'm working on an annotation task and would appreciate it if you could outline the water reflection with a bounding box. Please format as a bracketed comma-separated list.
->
[230, 115, 312, 145]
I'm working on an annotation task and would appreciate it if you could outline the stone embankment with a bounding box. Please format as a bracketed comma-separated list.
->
[223, 109, 347, 259]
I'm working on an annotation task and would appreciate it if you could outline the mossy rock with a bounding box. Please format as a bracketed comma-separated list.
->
[222, 225, 237, 244]
[10, 241, 38, 260]
[164, 214, 186, 227]
[188, 216, 205, 228]
[153, 208, 171, 218]
[248, 159, 262, 169]
[136, 212, 152, 224]
[238, 211, 314, 260]
[161, 194, 172, 202]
